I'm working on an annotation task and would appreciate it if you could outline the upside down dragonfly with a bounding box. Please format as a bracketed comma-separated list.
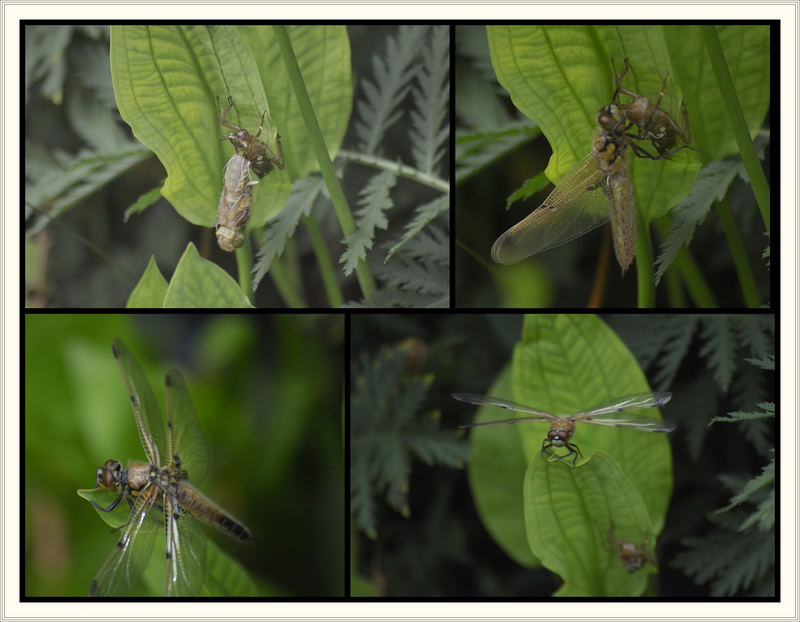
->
[452, 391, 675, 466]
[85, 338, 254, 596]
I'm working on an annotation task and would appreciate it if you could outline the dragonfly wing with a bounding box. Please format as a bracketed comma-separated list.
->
[164, 495, 207, 596]
[491, 154, 610, 265]
[165, 369, 209, 485]
[111, 338, 167, 466]
[452, 393, 554, 417]
[88, 487, 161, 596]
[572, 392, 672, 418]
[459, 415, 555, 429]
[577, 413, 676, 433]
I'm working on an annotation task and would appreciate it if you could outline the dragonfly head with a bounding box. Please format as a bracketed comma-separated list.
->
[96, 459, 122, 490]
[547, 419, 576, 445]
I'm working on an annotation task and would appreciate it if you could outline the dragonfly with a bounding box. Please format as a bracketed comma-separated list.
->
[452, 391, 675, 466]
[492, 102, 639, 271]
[218, 95, 285, 178]
[86, 338, 254, 597]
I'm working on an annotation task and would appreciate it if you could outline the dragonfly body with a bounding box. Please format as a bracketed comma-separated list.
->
[452, 391, 675, 466]
[87, 339, 253, 597]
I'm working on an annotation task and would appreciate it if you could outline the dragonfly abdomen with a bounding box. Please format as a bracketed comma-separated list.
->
[175, 482, 255, 542]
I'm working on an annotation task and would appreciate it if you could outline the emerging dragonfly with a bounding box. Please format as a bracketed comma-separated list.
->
[492, 61, 694, 272]
[452, 391, 675, 466]
[491, 103, 639, 271]
[85, 338, 254, 596]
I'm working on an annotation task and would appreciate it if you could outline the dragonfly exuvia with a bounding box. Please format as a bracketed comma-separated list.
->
[452, 391, 675, 466]
[86, 338, 254, 596]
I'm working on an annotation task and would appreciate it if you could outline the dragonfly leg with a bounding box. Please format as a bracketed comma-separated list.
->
[91, 491, 125, 513]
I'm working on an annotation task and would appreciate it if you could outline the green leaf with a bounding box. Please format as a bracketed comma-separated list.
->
[510, 315, 674, 532]
[524, 453, 656, 596]
[109, 25, 352, 232]
[163, 243, 254, 308]
[77, 487, 131, 529]
[126, 256, 168, 308]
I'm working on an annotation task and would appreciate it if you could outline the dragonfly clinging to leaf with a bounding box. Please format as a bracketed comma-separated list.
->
[452, 391, 675, 466]
[84, 338, 254, 597]
[492, 59, 696, 272]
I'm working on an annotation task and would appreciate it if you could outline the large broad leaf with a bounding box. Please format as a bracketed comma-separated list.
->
[524, 452, 656, 596]
[486, 24, 769, 227]
[511, 315, 674, 531]
[110, 25, 351, 231]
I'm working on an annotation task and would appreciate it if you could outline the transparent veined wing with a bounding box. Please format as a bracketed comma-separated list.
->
[164, 492, 207, 596]
[452, 392, 556, 428]
[88, 487, 161, 596]
[111, 338, 167, 466]
[165, 369, 209, 485]
[569, 392, 674, 433]
[491, 153, 611, 265]
[570, 392, 672, 418]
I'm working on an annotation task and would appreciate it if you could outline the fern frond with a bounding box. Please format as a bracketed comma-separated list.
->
[386, 195, 448, 260]
[340, 170, 397, 276]
[699, 317, 737, 393]
[672, 520, 774, 596]
[66, 89, 134, 152]
[653, 160, 739, 285]
[650, 316, 698, 389]
[455, 123, 539, 185]
[351, 345, 471, 537]
[251, 175, 325, 290]
[714, 458, 774, 518]
[733, 316, 774, 359]
[409, 25, 449, 174]
[354, 26, 428, 154]
[746, 355, 774, 371]
[26, 146, 152, 236]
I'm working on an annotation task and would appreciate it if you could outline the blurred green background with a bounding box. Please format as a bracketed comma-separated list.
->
[24, 314, 344, 597]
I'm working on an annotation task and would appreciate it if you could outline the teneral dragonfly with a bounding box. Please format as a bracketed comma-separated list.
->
[452, 391, 674, 466]
[492, 103, 639, 271]
[87, 338, 254, 596]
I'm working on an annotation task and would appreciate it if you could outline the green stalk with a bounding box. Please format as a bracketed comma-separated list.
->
[304, 216, 344, 307]
[634, 219, 655, 308]
[715, 199, 762, 307]
[273, 26, 376, 300]
[673, 247, 718, 308]
[703, 27, 770, 231]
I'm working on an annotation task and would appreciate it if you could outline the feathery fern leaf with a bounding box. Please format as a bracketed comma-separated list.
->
[672, 512, 774, 596]
[351, 345, 471, 537]
[386, 195, 448, 260]
[409, 25, 449, 174]
[355, 26, 428, 155]
[340, 170, 397, 276]
[699, 317, 737, 393]
[251, 174, 325, 290]
[455, 123, 539, 185]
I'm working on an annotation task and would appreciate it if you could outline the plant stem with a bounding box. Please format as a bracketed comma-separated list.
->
[337, 150, 449, 193]
[715, 199, 761, 307]
[703, 27, 770, 231]
[273, 26, 376, 301]
[304, 216, 344, 307]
